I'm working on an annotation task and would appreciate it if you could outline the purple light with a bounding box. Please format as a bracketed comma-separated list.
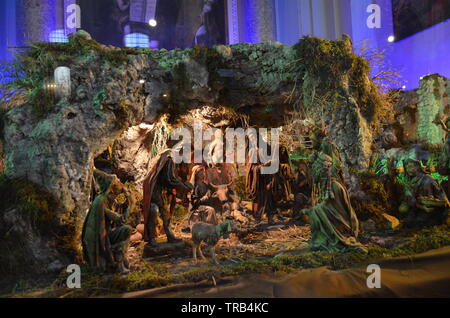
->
[388, 19, 450, 89]
[241, 0, 262, 43]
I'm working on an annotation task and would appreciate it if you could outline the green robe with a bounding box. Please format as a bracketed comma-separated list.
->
[305, 178, 366, 252]
[320, 140, 343, 181]
[82, 193, 132, 268]
[82, 193, 112, 268]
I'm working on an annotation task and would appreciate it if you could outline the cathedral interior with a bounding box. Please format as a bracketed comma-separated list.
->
[0, 0, 450, 300]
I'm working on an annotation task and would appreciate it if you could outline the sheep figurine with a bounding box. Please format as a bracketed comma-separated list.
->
[191, 219, 236, 265]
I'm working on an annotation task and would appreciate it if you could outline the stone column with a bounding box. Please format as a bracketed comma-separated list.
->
[227, 0, 240, 44]
[16, 0, 57, 45]
[417, 74, 449, 144]
[239, 0, 276, 43]
[311, 0, 335, 40]
[333, 0, 352, 40]
[298, 0, 313, 37]
[273, 0, 301, 45]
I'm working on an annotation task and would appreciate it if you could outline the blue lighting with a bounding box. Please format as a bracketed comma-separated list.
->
[124, 33, 150, 48]
[49, 29, 69, 43]
[241, 0, 260, 43]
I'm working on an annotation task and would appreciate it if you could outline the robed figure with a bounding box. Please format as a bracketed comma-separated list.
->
[302, 153, 366, 252]
[82, 170, 132, 272]
[142, 149, 193, 245]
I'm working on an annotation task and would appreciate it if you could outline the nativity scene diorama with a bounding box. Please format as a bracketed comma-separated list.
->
[1, 1, 450, 299]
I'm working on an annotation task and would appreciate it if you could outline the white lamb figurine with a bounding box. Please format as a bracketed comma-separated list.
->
[191, 220, 236, 265]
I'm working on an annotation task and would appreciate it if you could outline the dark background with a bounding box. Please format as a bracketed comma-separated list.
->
[392, 0, 450, 41]
[78, 0, 227, 49]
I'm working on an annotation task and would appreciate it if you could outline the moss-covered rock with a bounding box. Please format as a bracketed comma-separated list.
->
[0, 175, 79, 279]
[0, 31, 395, 274]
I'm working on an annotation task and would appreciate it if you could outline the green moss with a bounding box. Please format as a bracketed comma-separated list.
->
[292, 36, 393, 132]
[0, 32, 141, 119]
[367, 225, 450, 257]
[190, 45, 224, 87]
[235, 175, 250, 201]
[0, 175, 78, 277]
[0, 175, 54, 223]
[293, 36, 353, 88]
[230, 42, 296, 94]
[3, 44, 60, 118]
[93, 88, 107, 118]
[150, 48, 190, 73]
[173, 204, 188, 221]
[45, 225, 450, 297]
[113, 98, 130, 129]
[100, 49, 130, 66]
[350, 170, 394, 222]
[147, 45, 234, 123]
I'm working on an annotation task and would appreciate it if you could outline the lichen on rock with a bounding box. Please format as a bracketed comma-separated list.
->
[0, 31, 392, 272]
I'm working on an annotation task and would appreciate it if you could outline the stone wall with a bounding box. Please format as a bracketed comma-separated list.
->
[16, 0, 57, 45]
[1, 32, 381, 269]
[393, 89, 419, 145]
[2, 33, 381, 215]
[390, 74, 450, 146]
[417, 74, 450, 144]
